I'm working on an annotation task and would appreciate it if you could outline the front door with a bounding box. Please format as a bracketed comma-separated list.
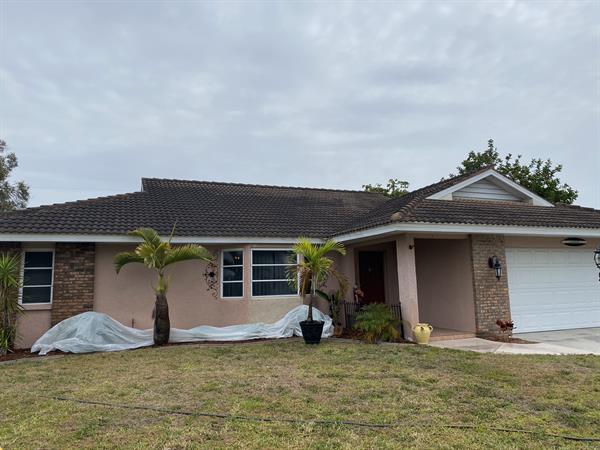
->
[358, 251, 386, 304]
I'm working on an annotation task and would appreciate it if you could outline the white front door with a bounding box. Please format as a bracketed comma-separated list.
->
[506, 247, 600, 333]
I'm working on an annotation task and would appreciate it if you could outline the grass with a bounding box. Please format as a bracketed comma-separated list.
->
[1, 340, 599, 449]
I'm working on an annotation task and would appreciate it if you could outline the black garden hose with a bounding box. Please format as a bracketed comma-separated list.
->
[49, 396, 600, 443]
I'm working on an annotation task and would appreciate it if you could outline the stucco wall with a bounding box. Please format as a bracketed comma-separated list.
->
[94, 243, 310, 329]
[16, 310, 51, 349]
[415, 238, 476, 332]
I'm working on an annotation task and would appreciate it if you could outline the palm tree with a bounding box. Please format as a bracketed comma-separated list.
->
[0, 252, 23, 355]
[288, 238, 346, 323]
[114, 227, 213, 345]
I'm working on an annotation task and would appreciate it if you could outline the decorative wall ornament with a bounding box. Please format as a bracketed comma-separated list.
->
[204, 260, 219, 297]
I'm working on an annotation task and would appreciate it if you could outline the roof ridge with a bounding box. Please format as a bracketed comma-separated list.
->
[141, 177, 385, 195]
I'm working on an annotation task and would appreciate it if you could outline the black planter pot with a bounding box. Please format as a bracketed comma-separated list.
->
[300, 320, 324, 345]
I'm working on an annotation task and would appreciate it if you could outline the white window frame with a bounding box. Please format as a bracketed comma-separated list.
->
[220, 248, 244, 299]
[19, 249, 55, 306]
[251, 248, 299, 298]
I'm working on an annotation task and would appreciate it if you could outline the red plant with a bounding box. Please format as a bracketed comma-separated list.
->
[496, 319, 515, 342]
[496, 319, 514, 331]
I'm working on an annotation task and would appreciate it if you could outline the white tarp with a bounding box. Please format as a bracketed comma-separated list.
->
[31, 305, 332, 355]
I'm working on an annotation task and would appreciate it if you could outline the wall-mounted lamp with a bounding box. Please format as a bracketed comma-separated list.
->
[488, 256, 502, 280]
[594, 246, 600, 282]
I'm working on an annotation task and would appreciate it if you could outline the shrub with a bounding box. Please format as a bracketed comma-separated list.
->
[0, 252, 23, 355]
[353, 304, 400, 344]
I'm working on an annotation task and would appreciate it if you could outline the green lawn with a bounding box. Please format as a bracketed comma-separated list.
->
[1, 340, 599, 449]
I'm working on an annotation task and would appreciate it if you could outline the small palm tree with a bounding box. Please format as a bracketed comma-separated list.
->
[0, 252, 23, 355]
[114, 227, 213, 345]
[288, 238, 346, 323]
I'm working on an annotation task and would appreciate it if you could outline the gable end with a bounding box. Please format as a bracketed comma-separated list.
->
[453, 178, 524, 202]
[427, 169, 554, 207]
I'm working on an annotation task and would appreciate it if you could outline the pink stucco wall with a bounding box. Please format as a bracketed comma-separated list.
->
[94, 244, 307, 329]
[15, 309, 51, 349]
[415, 238, 476, 332]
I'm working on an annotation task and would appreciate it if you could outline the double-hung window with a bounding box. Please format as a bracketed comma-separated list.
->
[221, 250, 244, 298]
[21, 251, 54, 304]
[251, 250, 298, 297]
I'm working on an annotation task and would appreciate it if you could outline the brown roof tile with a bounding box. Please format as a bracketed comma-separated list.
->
[0, 168, 598, 239]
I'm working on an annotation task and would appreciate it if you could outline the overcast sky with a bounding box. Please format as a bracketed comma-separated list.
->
[1, 0, 598, 208]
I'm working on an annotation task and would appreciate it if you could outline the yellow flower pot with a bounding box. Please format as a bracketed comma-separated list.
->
[412, 323, 433, 344]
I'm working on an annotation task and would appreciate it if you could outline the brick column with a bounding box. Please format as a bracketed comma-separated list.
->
[469, 235, 511, 337]
[52, 243, 95, 325]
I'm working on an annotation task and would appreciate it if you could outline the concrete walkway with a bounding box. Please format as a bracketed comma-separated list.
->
[430, 328, 600, 355]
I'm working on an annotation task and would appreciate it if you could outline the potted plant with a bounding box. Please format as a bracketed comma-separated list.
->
[288, 238, 346, 344]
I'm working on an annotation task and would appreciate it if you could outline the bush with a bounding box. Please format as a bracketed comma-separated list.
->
[353, 304, 400, 344]
[0, 252, 23, 355]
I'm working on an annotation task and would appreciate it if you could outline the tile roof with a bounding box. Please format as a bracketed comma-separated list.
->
[0, 168, 598, 239]
[0, 179, 387, 238]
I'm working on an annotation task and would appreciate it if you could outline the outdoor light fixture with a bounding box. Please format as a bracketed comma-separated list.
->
[594, 246, 600, 282]
[488, 256, 502, 280]
[562, 237, 587, 247]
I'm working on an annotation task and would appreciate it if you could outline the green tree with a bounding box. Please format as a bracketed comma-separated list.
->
[451, 139, 578, 204]
[363, 178, 409, 198]
[0, 139, 30, 211]
[287, 238, 346, 322]
[114, 227, 213, 345]
[0, 252, 23, 355]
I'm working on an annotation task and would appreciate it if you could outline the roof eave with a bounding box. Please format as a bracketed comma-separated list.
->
[333, 221, 600, 243]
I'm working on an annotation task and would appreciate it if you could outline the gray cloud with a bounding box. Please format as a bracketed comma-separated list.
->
[0, 0, 598, 207]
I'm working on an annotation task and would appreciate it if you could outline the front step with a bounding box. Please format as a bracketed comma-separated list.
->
[429, 330, 476, 342]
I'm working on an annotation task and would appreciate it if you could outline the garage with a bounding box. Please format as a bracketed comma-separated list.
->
[506, 247, 600, 333]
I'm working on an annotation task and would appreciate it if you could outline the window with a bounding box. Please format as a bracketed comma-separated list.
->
[221, 250, 244, 298]
[21, 251, 54, 304]
[251, 250, 298, 297]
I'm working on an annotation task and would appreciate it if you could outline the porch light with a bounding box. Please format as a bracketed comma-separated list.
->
[488, 256, 502, 280]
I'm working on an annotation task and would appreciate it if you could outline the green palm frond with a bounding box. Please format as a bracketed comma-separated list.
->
[164, 245, 213, 267]
[114, 252, 145, 273]
[128, 228, 162, 249]
[289, 238, 347, 294]
[316, 239, 346, 257]
[0, 253, 22, 290]
[115, 226, 213, 295]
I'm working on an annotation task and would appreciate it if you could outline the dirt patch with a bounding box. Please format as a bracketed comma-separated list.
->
[0, 338, 303, 362]
[0, 348, 64, 363]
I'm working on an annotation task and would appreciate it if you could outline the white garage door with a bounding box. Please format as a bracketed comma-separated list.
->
[506, 248, 600, 333]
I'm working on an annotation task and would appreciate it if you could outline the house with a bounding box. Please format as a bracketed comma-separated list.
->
[1, 167, 599, 348]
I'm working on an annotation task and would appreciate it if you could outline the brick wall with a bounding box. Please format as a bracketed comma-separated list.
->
[469, 234, 511, 336]
[52, 243, 96, 325]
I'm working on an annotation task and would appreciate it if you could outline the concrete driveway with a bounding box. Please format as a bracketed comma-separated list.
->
[514, 328, 600, 355]
[430, 328, 600, 355]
